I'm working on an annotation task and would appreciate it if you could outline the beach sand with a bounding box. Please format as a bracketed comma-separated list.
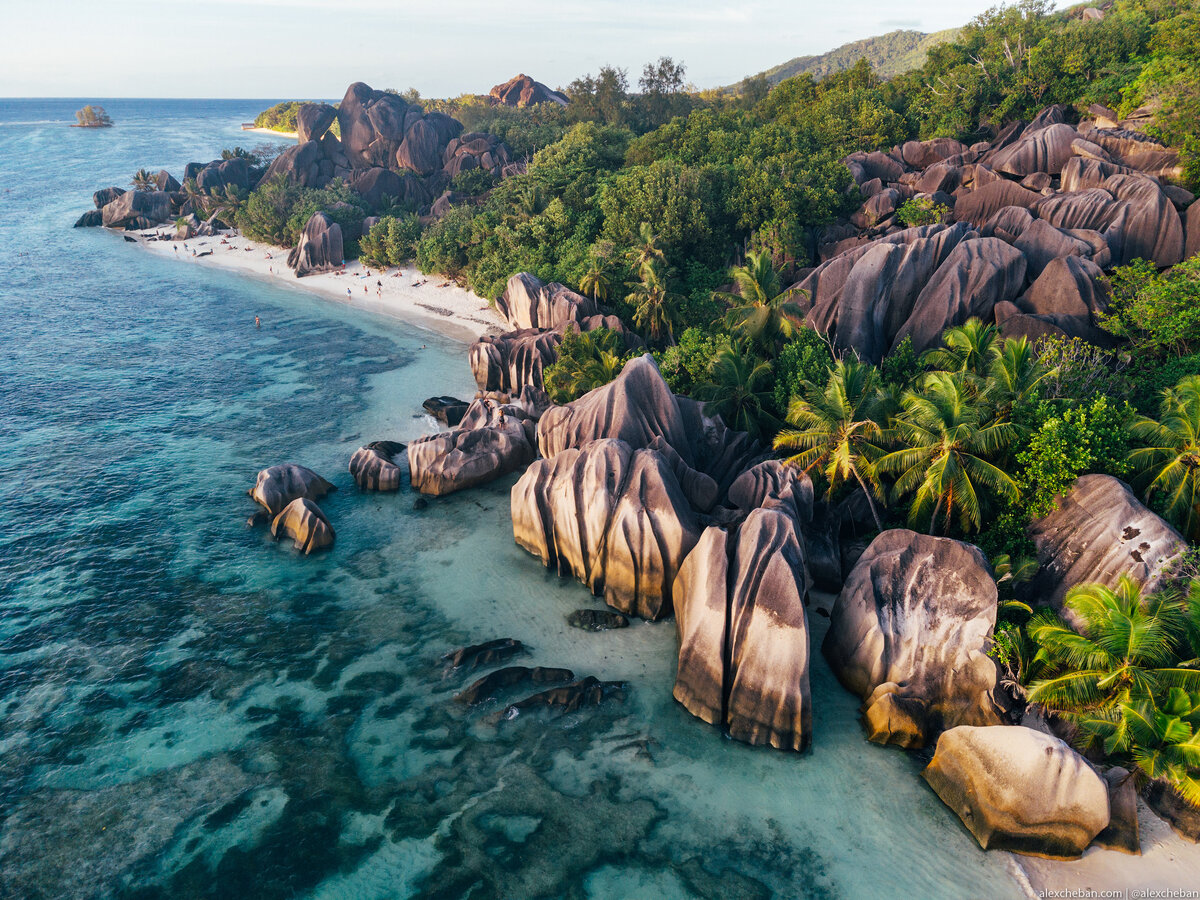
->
[132, 229, 506, 344]
[239, 126, 298, 140]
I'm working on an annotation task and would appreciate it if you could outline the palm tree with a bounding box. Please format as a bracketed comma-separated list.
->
[181, 177, 206, 215]
[714, 250, 807, 355]
[920, 318, 999, 379]
[209, 185, 246, 223]
[986, 334, 1057, 415]
[502, 180, 547, 227]
[578, 261, 614, 303]
[695, 348, 778, 442]
[543, 328, 628, 403]
[625, 261, 681, 345]
[132, 168, 156, 191]
[874, 371, 1021, 534]
[774, 358, 888, 530]
[626, 222, 666, 273]
[1027, 577, 1200, 803]
[1129, 375, 1200, 541]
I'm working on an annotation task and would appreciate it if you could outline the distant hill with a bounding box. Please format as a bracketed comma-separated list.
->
[735, 27, 961, 89]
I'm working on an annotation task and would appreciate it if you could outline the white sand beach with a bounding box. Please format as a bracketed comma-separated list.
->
[239, 126, 298, 140]
[132, 230, 506, 344]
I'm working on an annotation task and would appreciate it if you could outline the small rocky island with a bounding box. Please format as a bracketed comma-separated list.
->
[73, 105, 113, 128]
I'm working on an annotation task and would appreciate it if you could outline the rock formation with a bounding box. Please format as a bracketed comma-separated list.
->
[496, 272, 598, 331]
[270, 497, 335, 554]
[349, 440, 405, 491]
[408, 397, 535, 496]
[295, 102, 337, 143]
[673, 463, 813, 751]
[248, 464, 335, 518]
[923, 725, 1110, 858]
[490, 74, 569, 108]
[287, 212, 344, 277]
[101, 190, 172, 229]
[823, 530, 1003, 748]
[809, 106, 1197, 361]
[1022, 474, 1187, 613]
[512, 438, 701, 620]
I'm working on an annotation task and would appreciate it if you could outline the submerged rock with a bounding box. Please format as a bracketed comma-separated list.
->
[923, 725, 1110, 859]
[270, 497, 335, 554]
[349, 440, 405, 491]
[248, 463, 335, 518]
[453, 666, 575, 705]
[503, 676, 626, 717]
[567, 609, 629, 631]
[442, 638, 525, 670]
[824, 529, 1003, 748]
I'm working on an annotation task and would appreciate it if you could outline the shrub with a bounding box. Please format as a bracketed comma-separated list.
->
[896, 196, 951, 227]
[359, 215, 423, 268]
[771, 329, 835, 414]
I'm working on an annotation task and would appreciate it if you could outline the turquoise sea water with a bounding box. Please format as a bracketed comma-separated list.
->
[0, 99, 1027, 899]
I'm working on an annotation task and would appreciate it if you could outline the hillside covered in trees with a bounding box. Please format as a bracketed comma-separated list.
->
[732, 26, 963, 89]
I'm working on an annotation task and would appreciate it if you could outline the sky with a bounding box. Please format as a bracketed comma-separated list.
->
[1, 0, 1017, 98]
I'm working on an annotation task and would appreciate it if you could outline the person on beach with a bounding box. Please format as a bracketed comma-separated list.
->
[347, 288, 352, 299]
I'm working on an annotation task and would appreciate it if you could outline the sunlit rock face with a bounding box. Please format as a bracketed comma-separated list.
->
[923, 725, 1110, 859]
[823, 529, 1003, 749]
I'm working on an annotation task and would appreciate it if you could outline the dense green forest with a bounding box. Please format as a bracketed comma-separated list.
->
[733, 26, 963, 88]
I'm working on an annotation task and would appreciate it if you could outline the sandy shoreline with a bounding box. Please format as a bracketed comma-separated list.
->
[239, 126, 298, 140]
[130, 229, 506, 344]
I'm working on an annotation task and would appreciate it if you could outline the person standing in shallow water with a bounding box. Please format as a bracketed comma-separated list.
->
[254, 316, 260, 329]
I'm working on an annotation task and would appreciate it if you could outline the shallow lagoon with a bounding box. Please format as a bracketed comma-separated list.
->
[0, 99, 1027, 898]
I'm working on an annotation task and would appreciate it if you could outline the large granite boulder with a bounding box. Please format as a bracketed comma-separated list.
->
[829, 224, 973, 363]
[349, 440, 405, 491]
[1103, 174, 1184, 268]
[497, 272, 598, 331]
[511, 438, 701, 620]
[296, 102, 337, 143]
[195, 158, 248, 193]
[74, 210, 103, 227]
[674, 493, 812, 750]
[891, 237, 1027, 356]
[286, 212, 343, 277]
[923, 725, 1110, 858]
[248, 464, 335, 518]
[262, 140, 323, 188]
[270, 498, 335, 554]
[408, 399, 535, 496]
[1022, 475, 1187, 613]
[538, 354, 696, 463]
[953, 180, 1042, 227]
[336, 82, 411, 169]
[348, 166, 403, 211]
[101, 190, 172, 229]
[989, 123, 1078, 176]
[1189, 201, 1200, 260]
[824, 530, 1003, 748]
[1016, 256, 1111, 343]
[93, 186, 125, 208]
[152, 169, 181, 193]
[490, 74, 569, 107]
[396, 118, 442, 175]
